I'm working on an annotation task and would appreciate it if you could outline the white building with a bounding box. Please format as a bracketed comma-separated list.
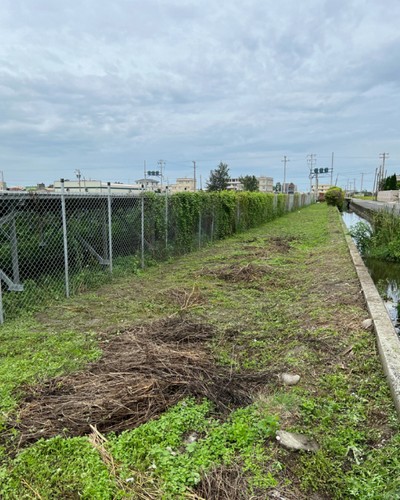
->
[226, 178, 243, 191]
[258, 176, 274, 193]
[136, 179, 160, 191]
[226, 176, 274, 192]
[53, 179, 159, 194]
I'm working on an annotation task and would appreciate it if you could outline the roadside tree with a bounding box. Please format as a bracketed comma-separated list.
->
[239, 175, 259, 192]
[206, 163, 230, 191]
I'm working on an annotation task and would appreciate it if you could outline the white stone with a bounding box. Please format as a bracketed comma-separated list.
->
[276, 430, 319, 452]
[362, 318, 373, 330]
[281, 373, 301, 386]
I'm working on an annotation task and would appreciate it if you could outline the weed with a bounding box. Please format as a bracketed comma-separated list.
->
[109, 398, 279, 498]
[0, 436, 118, 499]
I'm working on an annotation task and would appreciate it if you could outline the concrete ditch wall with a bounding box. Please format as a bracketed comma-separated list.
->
[341, 214, 400, 417]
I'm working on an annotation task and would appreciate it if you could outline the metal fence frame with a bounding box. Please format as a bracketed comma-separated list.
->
[0, 187, 314, 324]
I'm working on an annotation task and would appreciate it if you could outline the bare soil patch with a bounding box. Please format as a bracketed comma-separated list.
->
[267, 236, 297, 253]
[11, 317, 272, 447]
[199, 263, 271, 283]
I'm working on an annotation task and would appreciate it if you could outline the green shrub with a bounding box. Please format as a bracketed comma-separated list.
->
[325, 187, 345, 211]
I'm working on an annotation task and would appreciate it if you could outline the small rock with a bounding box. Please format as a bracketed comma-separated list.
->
[280, 373, 301, 386]
[276, 430, 319, 452]
[362, 318, 373, 330]
[184, 432, 199, 444]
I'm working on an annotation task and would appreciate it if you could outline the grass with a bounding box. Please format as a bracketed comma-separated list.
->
[1, 203, 400, 498]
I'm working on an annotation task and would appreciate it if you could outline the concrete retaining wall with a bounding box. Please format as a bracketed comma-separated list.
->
[377, 190, 399, 202]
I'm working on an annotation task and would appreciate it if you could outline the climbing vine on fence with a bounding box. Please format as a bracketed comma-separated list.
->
[169, 191, 285, 246]
[0, 190, 312, 322]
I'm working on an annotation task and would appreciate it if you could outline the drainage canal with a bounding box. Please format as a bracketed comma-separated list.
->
[342, 210, 400, 335]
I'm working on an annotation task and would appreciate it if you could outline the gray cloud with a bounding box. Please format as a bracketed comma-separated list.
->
[0, 0, 399, 189]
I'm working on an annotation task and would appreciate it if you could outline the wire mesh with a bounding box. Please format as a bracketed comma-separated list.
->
[0, 190, 315, 324]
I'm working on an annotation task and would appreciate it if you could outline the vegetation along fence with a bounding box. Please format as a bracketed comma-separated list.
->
[0, 186, 314, 324]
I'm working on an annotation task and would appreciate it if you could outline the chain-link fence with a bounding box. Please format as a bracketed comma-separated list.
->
[0, 188, 314, 324]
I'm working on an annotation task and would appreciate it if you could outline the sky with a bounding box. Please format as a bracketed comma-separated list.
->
[1, 0, 399, 192]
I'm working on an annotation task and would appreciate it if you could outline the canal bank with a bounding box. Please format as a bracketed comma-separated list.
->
[1, 203, 400, 499]
[341, 211, 400, 417]
[342, 211, 400, 332]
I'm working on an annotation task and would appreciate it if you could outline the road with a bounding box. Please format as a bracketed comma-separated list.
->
[350, 198, 400, 215]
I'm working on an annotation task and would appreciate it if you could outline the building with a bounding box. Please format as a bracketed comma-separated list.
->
[226, 176, 274, 192]
[169, 177, 195, 193]
[136, 179, 160, 191]
[258, 176, 274, 193]
[282, 182, 298, 194]
[226, 178, 243, 191]
[312, 184, 331, 195]
[53, 179, 158, 194]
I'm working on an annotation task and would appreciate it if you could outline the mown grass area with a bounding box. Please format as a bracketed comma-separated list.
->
[1, 203, 400, 499]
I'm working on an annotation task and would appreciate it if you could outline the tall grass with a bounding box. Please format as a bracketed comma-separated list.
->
[351, 209, 400, 261]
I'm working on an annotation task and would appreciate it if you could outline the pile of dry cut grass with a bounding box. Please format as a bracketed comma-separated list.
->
[13, 317, 270, 445]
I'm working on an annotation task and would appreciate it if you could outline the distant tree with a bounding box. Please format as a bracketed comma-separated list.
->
[325, 186, 344, 211]
[206, 162, 230, 191]
[239, 175, 259, 192]
[380, 174, 398, 191]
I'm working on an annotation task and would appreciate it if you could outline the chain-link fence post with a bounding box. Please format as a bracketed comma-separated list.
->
[60, 179, 70, 298]
[198, 211, 202, 249]
[165, 186, 169, 251]
[211, 209, 215, 243]
[141, 186, 145, 269]
[0, 278, 4, 324]
[10, 217, 21, 286]
[107, 183, 113, 274]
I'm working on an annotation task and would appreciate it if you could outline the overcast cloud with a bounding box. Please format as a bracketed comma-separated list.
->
[1, 0, 399, 190]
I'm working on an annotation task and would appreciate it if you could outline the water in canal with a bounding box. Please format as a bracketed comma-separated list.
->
[342, 211, 400, 333]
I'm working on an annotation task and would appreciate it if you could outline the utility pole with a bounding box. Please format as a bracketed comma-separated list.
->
[192, 160, 197, 192]
[281, 156, 289, 194]
[331, 152, 334, 185]
[158, 159, 166, 190]
[307, 154, 316, 194]
[373, 167, 378, 200]
[378, 153, 389, 194]
[380, 152, 389, 172]
[75, 169, 82, 192]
